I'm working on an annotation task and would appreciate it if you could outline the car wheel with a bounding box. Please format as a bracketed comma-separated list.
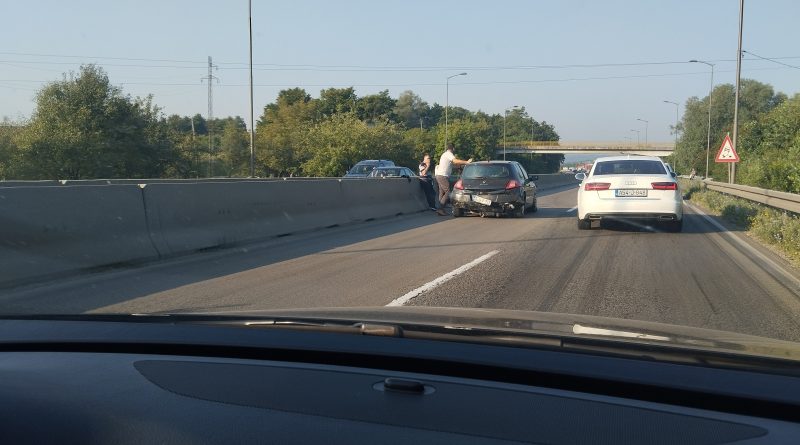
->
[577, 218, 591, 230]
[514, 195, 526, 218]
[664, 219, 683, 233]
[452, 207, 463, 218]
[514, 203, 526, 218]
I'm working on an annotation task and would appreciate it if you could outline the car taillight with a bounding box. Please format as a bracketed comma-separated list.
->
[652, 182, 677, 190]
[454, 179, 464, 190]
[505, 179, 521, 190]
[585, 182, 610, 191]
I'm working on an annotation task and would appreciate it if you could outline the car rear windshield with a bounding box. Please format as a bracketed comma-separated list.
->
[462, 164, 511, 179]
[593, 160, 666, 175]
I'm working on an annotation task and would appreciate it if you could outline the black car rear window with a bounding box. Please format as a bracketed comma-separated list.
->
[593, 160, 666, 175]
[349, 164, 376, 174]
[462, 165, 511, 179]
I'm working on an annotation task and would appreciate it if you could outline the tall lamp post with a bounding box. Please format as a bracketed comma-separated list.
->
[503, 105, 520, 160]
[445, 72, 467, 151]
[690, 60, 715, 179]
[731, 0, 744, 184]
[248, 0, 255, 177]
[630, 129, 640, 147]
[663, 100, 680, 174]
[636, 118, 649, 147]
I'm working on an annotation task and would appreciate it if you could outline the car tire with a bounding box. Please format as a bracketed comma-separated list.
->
[577, 218, 591, 230]
[452, 207, 463, 218]
[514, 203, 526, 218]
[664, 219, 683, 233]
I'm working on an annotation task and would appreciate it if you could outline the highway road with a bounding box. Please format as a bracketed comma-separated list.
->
[3, 184, 800, 342]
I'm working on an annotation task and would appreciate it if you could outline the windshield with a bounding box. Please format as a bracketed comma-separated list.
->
[2, 0, 800, 361]
[370, 168, 402, 177]
[348, 164, 376, 175]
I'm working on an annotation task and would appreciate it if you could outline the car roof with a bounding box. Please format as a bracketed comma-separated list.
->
[593, 155, 664, 163]
[373, 166, 402, 170]
[356, 160, 393, 164]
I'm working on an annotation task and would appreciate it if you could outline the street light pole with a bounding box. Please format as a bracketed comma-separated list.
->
[445, 72, 467, 152]
[731, 0, 744, 184]
[636, 118, 649, 147]
[690, 60, 715, 179]
[630, 129, 640, 147]
[248, 0, 255, 177]
[663, 100, 679, 173]
[503, 105, 519, 161]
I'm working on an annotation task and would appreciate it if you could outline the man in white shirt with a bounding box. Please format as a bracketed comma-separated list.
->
[434, 143, 472, 216]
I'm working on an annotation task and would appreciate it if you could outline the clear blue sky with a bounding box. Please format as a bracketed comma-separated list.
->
[2, 0, 798, 142]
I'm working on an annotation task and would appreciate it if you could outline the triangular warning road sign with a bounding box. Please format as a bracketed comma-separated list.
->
[715, 134, 739, 163]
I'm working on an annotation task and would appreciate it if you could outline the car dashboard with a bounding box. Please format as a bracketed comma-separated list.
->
[1, 318, 799, 444]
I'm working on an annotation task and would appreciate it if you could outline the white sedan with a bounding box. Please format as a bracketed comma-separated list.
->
[575, 155, 683, 232]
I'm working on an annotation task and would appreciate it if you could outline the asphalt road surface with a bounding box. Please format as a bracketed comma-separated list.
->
[3, 184, 800, 342]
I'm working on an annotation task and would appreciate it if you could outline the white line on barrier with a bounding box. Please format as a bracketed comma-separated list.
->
[685, 201, 800, 290]
[386, 250, 500, 307]
[566, 206, 578, 213]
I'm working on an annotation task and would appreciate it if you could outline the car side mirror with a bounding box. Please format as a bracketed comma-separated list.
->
[670, 172, 677, 178]
[529, 174, 539, 181]
[575, 173, 586, 181]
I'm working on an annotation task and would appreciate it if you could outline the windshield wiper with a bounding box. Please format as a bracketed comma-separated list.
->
[241, 319, 403, 337]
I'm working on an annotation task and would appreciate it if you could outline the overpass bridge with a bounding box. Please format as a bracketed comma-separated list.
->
[496, 141, 675, 157]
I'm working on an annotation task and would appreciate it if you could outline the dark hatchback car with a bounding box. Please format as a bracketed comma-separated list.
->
[451, 161, 538, 217]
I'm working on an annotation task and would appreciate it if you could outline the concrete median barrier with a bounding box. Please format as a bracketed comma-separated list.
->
[1, 178, 432, 285]
[0, 185, 159, 288]
[0, 180, 61, 187]
[533, 173, 580, 190]
[341, 178, 428, 222]
[143, 180, 354, 256]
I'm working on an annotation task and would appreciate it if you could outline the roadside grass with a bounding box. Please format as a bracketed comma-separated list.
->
[679, 178, 800, 266]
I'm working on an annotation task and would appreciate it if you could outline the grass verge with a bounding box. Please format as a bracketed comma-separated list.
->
[679, 178, 800, 266]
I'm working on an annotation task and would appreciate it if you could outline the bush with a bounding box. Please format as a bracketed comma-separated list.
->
[685, 186, 800, 264]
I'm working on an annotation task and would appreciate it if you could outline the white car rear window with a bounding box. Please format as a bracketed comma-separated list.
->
[594, 161, 666, 175]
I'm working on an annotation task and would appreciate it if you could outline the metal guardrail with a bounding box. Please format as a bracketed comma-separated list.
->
[685, 178, 800, 214]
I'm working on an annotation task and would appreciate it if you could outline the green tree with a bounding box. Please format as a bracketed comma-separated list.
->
[675, 79, 785, 179]
[737, 94, 800, 193]
[402, 127, 438, 167]
[220, 119, 250, 176]
[255, 88, 316, 176]
[0, 120, 23, 179]
[317, 87, 357, 117]
[423, 103, 445, 128]
[15, 65, 178, 179]
[434, 118, 496, 162]
[299, 113, 408, 177]
[393, 90, 429, 129]
[357, 90, 396, 123]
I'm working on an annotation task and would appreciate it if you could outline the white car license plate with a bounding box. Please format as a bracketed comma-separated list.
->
[615, 189, 648, 197]
[473, 196, 492, 205]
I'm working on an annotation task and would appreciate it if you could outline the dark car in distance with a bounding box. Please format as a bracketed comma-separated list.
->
[344, 160, 396, 178]
[451, 161, 538, 217]
[366, 167, 416, 178]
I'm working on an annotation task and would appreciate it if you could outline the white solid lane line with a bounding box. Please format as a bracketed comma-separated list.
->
[684, 201, 800, 290]
[566, 206, 578, 213]
[386, 250, 500, 307]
